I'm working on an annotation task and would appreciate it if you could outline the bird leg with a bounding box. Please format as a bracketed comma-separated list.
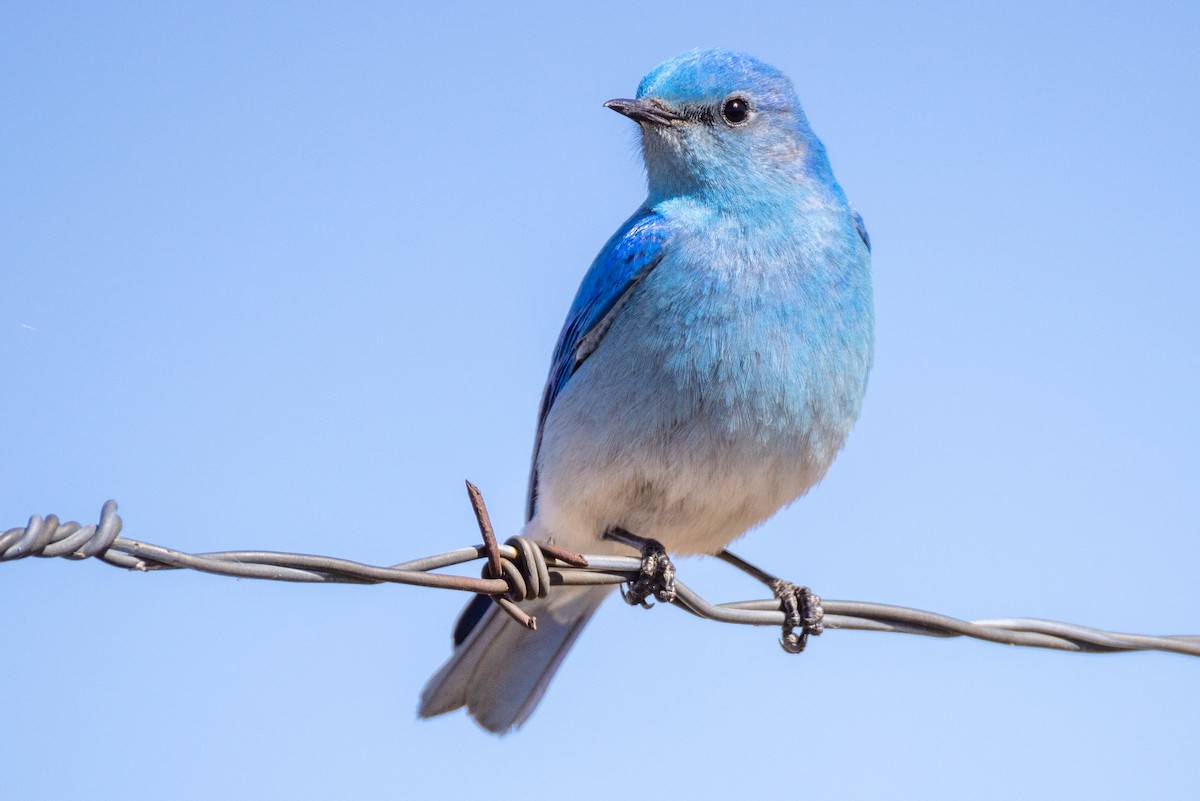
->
[603, 527, 677, 607]
[717, 550, 823, 653]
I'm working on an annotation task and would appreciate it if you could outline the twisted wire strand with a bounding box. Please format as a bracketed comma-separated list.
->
[5, 501, 1198, 658]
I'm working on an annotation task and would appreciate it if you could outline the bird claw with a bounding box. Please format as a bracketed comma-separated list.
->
[604, 528, 676, 607]
[773, 580, 823, 653]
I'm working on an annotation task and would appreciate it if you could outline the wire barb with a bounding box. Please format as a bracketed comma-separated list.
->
[466, 481, 535, 629]
[465, 481, 590, 631]
[5, 499, 1199, 659]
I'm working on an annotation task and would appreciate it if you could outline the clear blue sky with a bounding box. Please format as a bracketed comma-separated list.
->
[4, 3, 1198, 799]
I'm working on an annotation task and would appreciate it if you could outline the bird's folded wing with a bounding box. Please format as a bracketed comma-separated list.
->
[525, 208, 669, 520]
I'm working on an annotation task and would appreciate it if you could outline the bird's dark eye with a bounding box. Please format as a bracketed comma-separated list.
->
[721, 96, 751, 125]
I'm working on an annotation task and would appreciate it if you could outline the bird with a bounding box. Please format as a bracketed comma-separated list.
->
[419, 48, 874, 733]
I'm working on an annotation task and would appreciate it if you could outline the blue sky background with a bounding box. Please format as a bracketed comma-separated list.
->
[4, 2, 1198, 799]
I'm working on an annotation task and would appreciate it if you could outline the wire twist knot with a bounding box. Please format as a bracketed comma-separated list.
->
[0, 501, 122, 562]
[479, 536, 552, 603]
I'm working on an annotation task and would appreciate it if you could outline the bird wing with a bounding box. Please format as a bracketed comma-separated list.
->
[525, 207, 669, 520]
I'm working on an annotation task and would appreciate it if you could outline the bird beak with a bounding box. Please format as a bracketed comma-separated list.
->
[604, 98, 685, 126]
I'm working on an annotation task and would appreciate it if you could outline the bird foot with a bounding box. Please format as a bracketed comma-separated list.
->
[603, 528, 676, 607]
[717, 549, 823, 653]
[772, 580, 823, 653]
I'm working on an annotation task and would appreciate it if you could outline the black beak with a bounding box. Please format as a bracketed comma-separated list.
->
[604, 98, 685, 126]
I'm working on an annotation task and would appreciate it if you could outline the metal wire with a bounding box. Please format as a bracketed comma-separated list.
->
[5, 499, 1198, 658]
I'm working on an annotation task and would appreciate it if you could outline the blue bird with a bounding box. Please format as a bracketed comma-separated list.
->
[419, 49, 874, 732]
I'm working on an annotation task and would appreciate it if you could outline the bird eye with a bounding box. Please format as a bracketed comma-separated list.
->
[721, 96, 751, 126]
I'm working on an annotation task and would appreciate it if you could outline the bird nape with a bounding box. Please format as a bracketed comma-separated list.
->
[419, 48, 874, 734]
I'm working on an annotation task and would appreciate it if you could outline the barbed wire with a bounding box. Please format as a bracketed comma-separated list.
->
[4, 495, 1199, 658]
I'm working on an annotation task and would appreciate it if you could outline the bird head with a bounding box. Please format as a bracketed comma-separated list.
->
[606, 49, 833, 208]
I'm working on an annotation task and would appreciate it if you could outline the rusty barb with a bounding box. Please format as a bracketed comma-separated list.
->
[465, 479, 588, 630]
[4, 493, 1200, 659]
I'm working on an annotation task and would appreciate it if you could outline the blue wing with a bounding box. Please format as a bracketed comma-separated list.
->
[525, 207, 670, 520]
[453, 208, 668, 646]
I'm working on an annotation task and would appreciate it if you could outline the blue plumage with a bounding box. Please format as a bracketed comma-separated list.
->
[421, 49, 874, 733]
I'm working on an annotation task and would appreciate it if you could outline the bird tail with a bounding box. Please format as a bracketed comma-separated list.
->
[418, 585, 610, 733]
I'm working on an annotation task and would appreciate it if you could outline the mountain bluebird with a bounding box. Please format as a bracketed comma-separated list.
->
[420, 48, 874, 733]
